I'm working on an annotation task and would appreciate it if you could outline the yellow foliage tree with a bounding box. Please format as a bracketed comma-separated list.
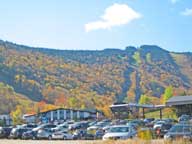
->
[10, 105, 23, 125]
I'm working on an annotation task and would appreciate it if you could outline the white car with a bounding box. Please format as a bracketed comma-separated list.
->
[153, 121, 166, 130]
[52, 131, 74, 140]
[51, 123, 69, 132]
[102, 125, 137, 140]
[87, 122, 110, 131]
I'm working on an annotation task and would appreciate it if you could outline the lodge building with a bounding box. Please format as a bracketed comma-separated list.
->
[166, 95, 192, 117]
[110, 95, 192, 119]
[23, 108, 103, 123]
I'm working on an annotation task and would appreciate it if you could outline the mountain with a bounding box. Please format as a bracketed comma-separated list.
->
[0, 40, 192, 116]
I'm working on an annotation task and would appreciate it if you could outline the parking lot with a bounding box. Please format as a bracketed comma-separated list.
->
[0, 140, 101, 144]
[0, 139, 166, 144]
[0, 115, 192, 143]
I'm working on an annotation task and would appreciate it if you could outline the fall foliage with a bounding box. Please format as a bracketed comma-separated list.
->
[0, 41, 192, 119]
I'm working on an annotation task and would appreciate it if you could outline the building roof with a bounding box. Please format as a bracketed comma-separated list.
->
[24, 108, 102, 117]
[166, 95, 192, 106]
[110, 103, 165, 111]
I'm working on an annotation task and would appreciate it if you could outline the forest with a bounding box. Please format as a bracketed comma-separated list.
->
[0, 40, 192, 118]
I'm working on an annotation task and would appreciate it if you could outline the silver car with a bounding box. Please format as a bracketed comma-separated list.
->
[87, 122, 110, 131]
[164, 124, 192, 141]
[52, 131, 73, 140]
[36, 129, 52, 140]
[153, 121, 166, 130]
[51, 123, 69, 132]
[102, 125, 137, 140]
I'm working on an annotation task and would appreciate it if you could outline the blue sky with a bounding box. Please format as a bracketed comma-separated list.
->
[0, 0, 191, 52]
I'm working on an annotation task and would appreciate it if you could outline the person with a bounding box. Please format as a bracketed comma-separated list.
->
[155, 128, 161, 139]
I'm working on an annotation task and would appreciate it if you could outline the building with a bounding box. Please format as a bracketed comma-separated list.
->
[110, 103, 165, 119]
[0, 114, 12, 126]
[23, 108, 103, 123]
[166, 95, 192, 116]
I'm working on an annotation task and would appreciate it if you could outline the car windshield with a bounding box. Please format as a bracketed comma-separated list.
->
[95, 122, 107, 126]
[57, 125, 66, 128]
[156, 121, 165, 124]
[109, 127, 129, 133]
[162, 124, 172, 129]
[36, 125, 44, 129]
[32, 124, 46, 131]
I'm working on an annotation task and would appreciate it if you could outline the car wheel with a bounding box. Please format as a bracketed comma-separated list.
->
[32, 136, 36, 140]
[21, 135, 25, 140]
[63, 136, 67, 140]
[48, 135, 52, 140]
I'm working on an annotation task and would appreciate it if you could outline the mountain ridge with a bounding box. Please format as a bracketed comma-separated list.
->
[1, 39, 192, 53]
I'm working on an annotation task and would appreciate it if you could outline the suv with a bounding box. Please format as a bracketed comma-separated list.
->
[22, 123, 56, 140]
[155, 123, 172, 138]
[9, 127, 29, 139]
[36, 129, 52, 140]
[102, 125, 137, 140]
[164, 124, 192, 141]
[178, 115, 191, 123]
[0, 127, 12, 138]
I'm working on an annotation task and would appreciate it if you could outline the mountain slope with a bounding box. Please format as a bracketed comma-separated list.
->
[0, 40, 191, 115]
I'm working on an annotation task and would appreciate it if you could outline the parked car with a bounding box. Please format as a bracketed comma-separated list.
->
[22, 123, 56, 140]
[33, 123, 56, 132]
[95, 128, 105, 139]
[9, 127, 29, 139]
[101, 119, 111, 123]
[21, 124, 37, 129]
[102, 125, 137, 140]
[102, 124, 112, 132]
[114, 119, 130, 125]
[150, 119, 161, 126]
[143, 118, 155, 124]
[51, 123, 69, 132]
[163, 118, 177, 124]
[127, 119, 145, 129]
[87, 121, 110, 131]
[153, 121, 166, 130]
[73, 129, 94, 140]
[82, 132, 95, 140]
[36, 129, 52, 140]
[164, 124, 192, 141]
[0, 127, 12, 138]
[52, 131, 74, 140]
[22, 130, 37, 140]
[69, 121, 89, 130]
[179, 115, 191, 123]
[155, 123, 172, 138]
[88, 121, 98, 127]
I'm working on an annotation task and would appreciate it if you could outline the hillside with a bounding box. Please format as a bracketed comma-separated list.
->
[0, 40, 192, 116]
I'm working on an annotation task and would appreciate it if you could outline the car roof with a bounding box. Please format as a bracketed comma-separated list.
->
[111, 125, 130, 128]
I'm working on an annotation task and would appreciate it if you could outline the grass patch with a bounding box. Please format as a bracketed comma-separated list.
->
[145, 108, 177, 119]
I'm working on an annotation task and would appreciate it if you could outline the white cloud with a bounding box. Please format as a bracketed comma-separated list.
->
[85, 3, 141, 32]
[181, 8, 192, 16]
